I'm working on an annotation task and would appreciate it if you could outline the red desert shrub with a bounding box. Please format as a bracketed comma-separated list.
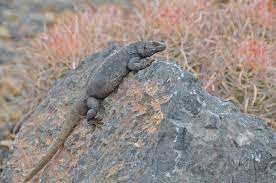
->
[20, 0, 275, 127]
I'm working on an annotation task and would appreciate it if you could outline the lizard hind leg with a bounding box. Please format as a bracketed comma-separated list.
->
[86, 97, 100, 120]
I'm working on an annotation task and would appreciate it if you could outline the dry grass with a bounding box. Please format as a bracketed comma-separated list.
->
[2, 0, 275, 128]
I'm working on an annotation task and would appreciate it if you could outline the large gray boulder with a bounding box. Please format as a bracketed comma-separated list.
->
[2, 45, 276, 182]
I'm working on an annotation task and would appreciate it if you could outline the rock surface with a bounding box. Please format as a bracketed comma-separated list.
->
[2, 45, 276, 182]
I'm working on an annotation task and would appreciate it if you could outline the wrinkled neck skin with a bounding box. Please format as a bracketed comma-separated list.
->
[125, 42, 141, 58]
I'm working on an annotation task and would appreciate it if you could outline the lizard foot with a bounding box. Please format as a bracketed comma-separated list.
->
[86, 97, 99, 120]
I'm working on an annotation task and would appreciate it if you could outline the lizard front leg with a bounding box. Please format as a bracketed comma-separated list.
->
[127, 57, 154, 71]
[86, 97, 100, 120]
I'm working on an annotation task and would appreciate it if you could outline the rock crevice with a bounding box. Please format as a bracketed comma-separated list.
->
[2, 45, 275, 183]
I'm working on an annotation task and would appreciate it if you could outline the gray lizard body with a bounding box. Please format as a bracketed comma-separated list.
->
[24, 41, 166, 182]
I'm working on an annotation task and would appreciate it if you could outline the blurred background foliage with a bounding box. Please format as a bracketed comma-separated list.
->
[0, 0, 275, 133]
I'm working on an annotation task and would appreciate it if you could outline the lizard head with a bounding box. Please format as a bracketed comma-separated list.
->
[136, 41, 166, 57]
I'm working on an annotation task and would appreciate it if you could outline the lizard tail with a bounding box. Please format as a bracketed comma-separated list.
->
[24, 99, 87, 182]
[23, 119, 76, 182]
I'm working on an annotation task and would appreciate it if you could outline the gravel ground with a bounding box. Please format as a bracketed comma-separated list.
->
[0, 0, 74, 174]
[0, 0, 74, 64]
[0, 0, 132, 63]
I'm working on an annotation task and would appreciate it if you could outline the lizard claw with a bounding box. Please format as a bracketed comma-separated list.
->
[87, 117, 103, 128]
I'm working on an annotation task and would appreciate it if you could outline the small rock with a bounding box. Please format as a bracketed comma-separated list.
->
[0, 140, 13, 148]
[0, 26, 11, 39]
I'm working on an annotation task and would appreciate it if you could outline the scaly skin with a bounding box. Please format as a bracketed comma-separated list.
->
[24, 41, 166, 182]
[23, 97, 87, 182]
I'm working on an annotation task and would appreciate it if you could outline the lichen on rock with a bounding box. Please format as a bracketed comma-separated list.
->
[2, 45, 275, 183]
